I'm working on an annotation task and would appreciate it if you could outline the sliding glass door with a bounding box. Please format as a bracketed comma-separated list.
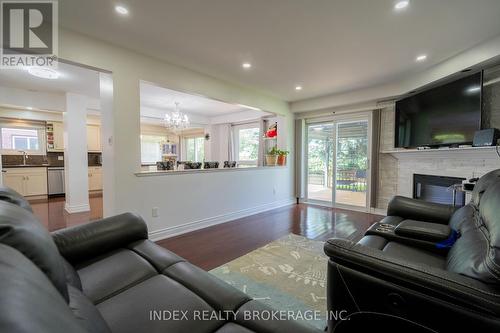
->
[306, 122, 334, 202]
[305, 117, 370, 210]
[335, 121, 369, 208]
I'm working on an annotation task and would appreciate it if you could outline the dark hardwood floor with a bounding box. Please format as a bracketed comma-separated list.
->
[31, 196, 382, 272]
[31, 193, 103, 231]
[157, 204, 383, 270]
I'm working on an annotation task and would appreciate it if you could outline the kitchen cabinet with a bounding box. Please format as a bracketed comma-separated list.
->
[48, 122, 101, 152]
[88, 166, 102, 191]
[53, 122, 64, 151]
[2, 167, 48, 196]
[47, 122, 64, 152]
[87, 125, 101, 152]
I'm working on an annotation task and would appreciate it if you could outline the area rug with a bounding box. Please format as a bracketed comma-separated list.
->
[209, 234, 327, 330]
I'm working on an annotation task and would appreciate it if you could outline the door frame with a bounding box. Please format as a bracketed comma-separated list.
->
[304, 111, 373, 213]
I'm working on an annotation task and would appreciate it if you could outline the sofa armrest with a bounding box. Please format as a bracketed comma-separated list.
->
[324, 238, 500, 317]
[387, 195, 457, 224]
[52, 212, 148, 264]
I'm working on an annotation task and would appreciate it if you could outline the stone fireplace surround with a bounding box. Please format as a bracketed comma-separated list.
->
[378, 146, 499, 211]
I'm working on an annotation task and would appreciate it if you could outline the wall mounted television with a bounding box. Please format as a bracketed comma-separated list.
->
[395, 72, 482, 148]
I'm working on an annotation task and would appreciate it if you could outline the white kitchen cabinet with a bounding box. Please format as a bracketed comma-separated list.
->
[48, 122, 101, 152]
[53, 122, 64, 151]
[2, 167, 48, 196]
[88, 166, 102, 191]
[87, 125, 101, 152]
[47, 122, 64, 152]
[2, 173, 25, 194]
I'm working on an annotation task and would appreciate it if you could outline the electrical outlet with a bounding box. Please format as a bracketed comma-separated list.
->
[152, 207, 159, 218]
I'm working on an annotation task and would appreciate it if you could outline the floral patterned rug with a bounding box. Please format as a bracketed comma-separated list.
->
[209, 234, 327, 330]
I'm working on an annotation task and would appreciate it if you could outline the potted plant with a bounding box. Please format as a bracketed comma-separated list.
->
[277, 149, 289, 166]
[266, 146, 279, 166]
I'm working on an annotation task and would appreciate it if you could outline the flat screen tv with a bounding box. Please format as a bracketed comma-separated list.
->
[395, 72, 482, 148]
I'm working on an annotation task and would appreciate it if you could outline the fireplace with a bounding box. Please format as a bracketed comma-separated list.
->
[413, 174, 466, 207]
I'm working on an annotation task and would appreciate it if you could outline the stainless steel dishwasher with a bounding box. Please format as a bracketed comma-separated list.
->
[47, 167, 65, 196]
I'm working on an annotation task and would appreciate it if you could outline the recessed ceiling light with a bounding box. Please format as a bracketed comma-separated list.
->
[115, 5, 129, 15]
[394, 0, 409, 10]
[295, 85, 303, 91]
[237, 103, 261, 111]
[27, 67, 59, 79]
[242, 62, 252, 69]
[416, 54, 427, 62]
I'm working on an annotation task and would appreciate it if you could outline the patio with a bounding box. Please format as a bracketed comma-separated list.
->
[307, 184, 366, 207]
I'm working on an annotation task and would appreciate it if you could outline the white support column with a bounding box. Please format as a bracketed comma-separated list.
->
[99, 73, 115, 217]
[64, 93, 90, 213]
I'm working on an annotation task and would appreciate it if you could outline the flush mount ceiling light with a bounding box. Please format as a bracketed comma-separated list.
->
[416, 54, 427, 62]
[295, 85, 303, 91]
[26, 107, 33, 110]
[27, 67, 59, 79]
[394, 0, 409, 10]
[242, 62, 252, 69]
[164, 102, 189, 132]
[115, 5, 129, 15]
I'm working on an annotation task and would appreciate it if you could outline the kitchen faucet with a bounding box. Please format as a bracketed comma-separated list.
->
[19, 151, 28, 165]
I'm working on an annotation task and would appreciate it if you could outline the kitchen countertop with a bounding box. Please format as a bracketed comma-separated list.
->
[136, 165, 287, 177]
[2, 164, 49, 168]
[2, 164, 102, 168]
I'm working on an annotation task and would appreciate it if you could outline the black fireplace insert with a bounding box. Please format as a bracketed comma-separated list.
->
[413, 174, 466, 207]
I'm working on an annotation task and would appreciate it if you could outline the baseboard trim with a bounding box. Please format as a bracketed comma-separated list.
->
[371, 207, 387, 216]
[149, 198, 295, 242]
[64, 203, 91, 214]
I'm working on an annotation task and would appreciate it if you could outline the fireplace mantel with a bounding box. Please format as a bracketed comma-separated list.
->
[381, 146, 499, 160]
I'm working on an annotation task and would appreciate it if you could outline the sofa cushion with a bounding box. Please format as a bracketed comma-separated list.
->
[68, 285, 111, 333]
[0, 244, 86, 333]
[164, 261, 251, 312]
[0, 200, 69, 301]
[97, 275, 223, 333]
[0, 186, 33, 212]
[215, 323, 256, 333]
[448, 204, 475, 231]
[77, 249, 157, 304]
[471, 169, 500, 207]
[446, 222, 498, 283]
[382, 242, 446, 269]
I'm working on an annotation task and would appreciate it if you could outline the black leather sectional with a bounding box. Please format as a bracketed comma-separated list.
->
[325, 169, 500, 332]
[0, 187, 320, 333]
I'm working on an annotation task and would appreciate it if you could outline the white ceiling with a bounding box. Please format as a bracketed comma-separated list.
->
[59, 0, 500, 102]
[0, 62, 100, 98]
[140, 82, 245, 116]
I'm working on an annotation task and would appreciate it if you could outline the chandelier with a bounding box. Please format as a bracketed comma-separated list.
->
[164, 102, 189, 131]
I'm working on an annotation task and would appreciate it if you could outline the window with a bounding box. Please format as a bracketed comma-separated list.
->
[233, 123, 260, 166]
[185, 136, 205, 162]
[0, 125, 45, 154]
[141, 134, 166, 164]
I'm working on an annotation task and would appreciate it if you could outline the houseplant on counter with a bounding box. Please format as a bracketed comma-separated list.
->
[277, 149, 289, 166]
[265, 146, 279, 166]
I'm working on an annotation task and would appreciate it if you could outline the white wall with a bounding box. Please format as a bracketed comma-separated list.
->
[59, 29, 294, 238]
[0, 86, 101, 112]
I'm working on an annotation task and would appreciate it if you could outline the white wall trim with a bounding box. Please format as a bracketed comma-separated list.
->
[64, 203, 91, 213]
[149, 198, 295, 241]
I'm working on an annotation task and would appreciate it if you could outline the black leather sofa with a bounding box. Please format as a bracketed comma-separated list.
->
[0, 187, 321, 333]
[324, 169, 500, 333]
